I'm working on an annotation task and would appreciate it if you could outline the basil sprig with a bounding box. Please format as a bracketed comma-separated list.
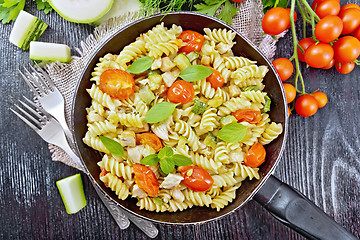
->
[126, 56, 153, 74]
[99, 136, 124, 157]
[179, 65, 213, 82]
[217, 122, 248, 143]
[141, 146, 193, 174]
[144, 102, 178, 123]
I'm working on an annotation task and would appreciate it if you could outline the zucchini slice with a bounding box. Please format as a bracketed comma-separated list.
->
[174, 53, 191, 71]
[192, 99, 208, 115]
[29, 41, 71, 63]
[204, 132, 217, 148]
[9, 10, 48, 51]
[139, 85, 155, 105]
[186, 51, 199, 62]
[220, 115, 237, 127]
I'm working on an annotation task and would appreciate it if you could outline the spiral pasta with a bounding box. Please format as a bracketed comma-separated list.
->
[97, 154, 133, 180]
[100, 172, 130, 200]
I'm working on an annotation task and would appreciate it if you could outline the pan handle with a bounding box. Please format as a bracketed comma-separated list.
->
[253, 175, 357, 240]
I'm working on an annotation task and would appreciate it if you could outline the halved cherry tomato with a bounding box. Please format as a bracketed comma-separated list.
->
[133, 164, 159, 197]
[297, 38, 316, 62]
[286, 8, 297, 28]
[315, 15, 343, 43]
[206, 67, 224, 89]
[304, 42, 334, 68]
[167, 80, 195, 104]
[272, 58, 293, 81]
[315, 0, 341, 18]
[244, 143, 266, 168]
[178, 30, 205, 54]
[333, 36, 360, 63]
[232, 109, 262, 124]
[136, 133, 162, 152]
[99, 69, 135, 100]
[338, 8, 360, 35]
[295, 95, 318, 117]
[262, 7, 290, 36]
[335, 61, 355, 74]
[312, 91, 328, 108]
[178, 166, 213, 192]
[283, 83, 296, 104]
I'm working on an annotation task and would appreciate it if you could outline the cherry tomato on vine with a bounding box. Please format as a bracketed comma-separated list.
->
[333, 36, 360, 63]
[335, 61, 355, 74]
[133, 164, 159, 197]
[312, 91, 328, 108]
[304, 43, 334, 68]
[295, 95, 318, 117]
[99, 69, 135, 100]
[206, 67, 224, 89]
[262, 7, 290, 36]
[315, 15, 343, 43]
[315, 0, 341, 19]
[322, 59, 335, 69]
[285, 8, 297, 28]
[311, 0, 340, 10]
[340, 3, 360, 12]
[283, 83, 296, 104]
[353, 26, 360, 41]
[297, 38, 316, 62]
[178, 30, 205, 54]
[338, 8, 360, 35]
[136, 133, 162, 152]
[244, 142, 266, 168]
[178, 166, 213, 192]
[167, 80, 194, 104]
[232, 109, 262, 124]
[272, 58, 293, 81]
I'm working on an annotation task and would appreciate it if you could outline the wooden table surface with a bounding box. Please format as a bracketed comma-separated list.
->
[1, 1, 360, 239]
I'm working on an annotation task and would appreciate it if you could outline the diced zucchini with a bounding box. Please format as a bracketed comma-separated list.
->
[204, 132, 217, 148]
[56, 173, 87, 214]
[9, 10, 48, 51]
[263, 95, 271, 113]
[192, 99, 208, 115]
[148, 74, 162, 91]
[178, 136, 188, 148]
[139, 85, 155, 105]
[29, 41, 71, 63]
[174, 53, 191, 71]
[208, 96, 223, 108]
[186, 51, 199, 62]
[241, 85, 259, 91]
[148, 69, 161, 76]
[220, 115, 237, 127]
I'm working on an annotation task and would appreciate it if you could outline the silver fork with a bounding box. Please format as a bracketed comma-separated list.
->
[18, 63, 73, 142]
[11, 97, 159, 238]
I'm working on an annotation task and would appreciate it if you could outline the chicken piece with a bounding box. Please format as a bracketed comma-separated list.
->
[127, 123, 149, 133]
[119, 130, 136, 147]
[162, 71, 177, 87]
[151, 57, 162, 70]
[159, 173, 183, 189]
[160, 57, 176, 72]
[127, 145, 144, 163]
[229, 149, 245, 163]
[87, 111, 105, 123]
[170, 187, 185, 203]
[132, 184, 148, 198]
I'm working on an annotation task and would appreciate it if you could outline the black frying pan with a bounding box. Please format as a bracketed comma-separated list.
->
[72, 12, 356, 239]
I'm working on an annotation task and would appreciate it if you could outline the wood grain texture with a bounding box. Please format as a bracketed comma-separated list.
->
[1, 1, 359, 239]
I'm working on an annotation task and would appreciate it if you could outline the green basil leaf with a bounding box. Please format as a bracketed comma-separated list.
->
[140, 154, 160, 166]
[144, 102, 178, 123]
[159, 157, 175, 175]
[126, 56, 153, 74]
[179, 65, 213, 82]
[217, 122, 248, 143]
[158, 146, 173, 159]
[172, 154, 193, 166]
[99, 136, 124, 157]
[152, 197, 164, 205]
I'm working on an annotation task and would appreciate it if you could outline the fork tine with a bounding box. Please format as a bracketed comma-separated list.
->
[18, 99, 46, 121]
[22, 96, 50, 118]
[23, 66, 47, 95]
[29, 63, 53, 92]
[18, 69, 41, 98]
[33, 62, 56, 89]
[10, 107, 41, 132]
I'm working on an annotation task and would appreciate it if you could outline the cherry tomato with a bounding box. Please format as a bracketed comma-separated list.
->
[286, 8, 297, 28]
[322, 59, 335, 69]
[333, 36, 360, 63]
[178, 166, 213, 192]
[311, 0, 340, 10]
[315, 0, 341, 18]
[244, 142, 266, 168]
[232, 109, 262, 124]
[353, 26, 360, 41]
[136, 133, 162, 152]
[262, 7, 290, 36]
[178, 30, 205, 54]
[304, 43, 334, 68]
[340, 3, 360, 13]
[315, 16, 343, 43]
[99, 69, 135, 100]
[312, 91, 328, 108]
[335, 61, 355, 74]
[272, 58, 293, 81]
[297, 38, 316, 62]
[133, 164, 159, 197]
[232, 0, 245, 2]
[287, 106, 291, 117]
[206, 67, 224, 89]
[295, 95, 318, 117]
[283, 83, 296, 104]
[338, 8, 360, 35]
[167, 80, 194, 104]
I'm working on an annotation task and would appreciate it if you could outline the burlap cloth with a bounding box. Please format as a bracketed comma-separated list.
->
[46, 0, 285, 172]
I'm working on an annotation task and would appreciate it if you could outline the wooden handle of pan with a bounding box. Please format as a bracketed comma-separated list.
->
[253, 175, 357, 240]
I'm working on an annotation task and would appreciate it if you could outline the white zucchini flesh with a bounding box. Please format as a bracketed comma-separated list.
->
[48, 0, 114, 23]
[93, 0, 142, 25]
[9, 10, 48, 51]
[56, 173, 87, 214]
[29, 41, 72, 63]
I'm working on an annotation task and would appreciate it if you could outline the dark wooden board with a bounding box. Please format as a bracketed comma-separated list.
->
[0, 1, 359, 239]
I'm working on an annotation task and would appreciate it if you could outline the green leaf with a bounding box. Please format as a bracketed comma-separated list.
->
[144, 102, 178, 123]
[194, 0, 225, 17]
[158, 146, 173, 159]
[262, 95, 271, 113]
[217, 0, 239, 25]
[217, 122, 248, 143]
[0, 0, 24, 24]
[152, 197, 164, 205]
[140, 154, 160, 165]
[160, 157, 175, 175]
[172, 154, 193, 166]
[99, 136, 124, 157]
[179, 65, 213, 82]
[126, 56, 153, 74]
[34, 0, 52, 14]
